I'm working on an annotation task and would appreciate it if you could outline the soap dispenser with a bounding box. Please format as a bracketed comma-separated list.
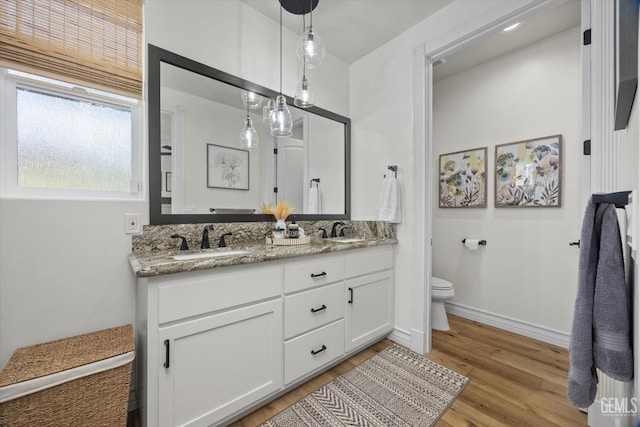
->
[288, 218, 299, 239]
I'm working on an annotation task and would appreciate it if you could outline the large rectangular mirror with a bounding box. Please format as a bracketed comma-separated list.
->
[148, 45, 351, 224]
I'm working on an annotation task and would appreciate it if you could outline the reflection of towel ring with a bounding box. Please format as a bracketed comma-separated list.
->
[387, 165, 397, 178]
[310, 178, 320, 188]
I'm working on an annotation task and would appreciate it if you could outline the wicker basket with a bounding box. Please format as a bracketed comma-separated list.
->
[0, 324, 134, 427]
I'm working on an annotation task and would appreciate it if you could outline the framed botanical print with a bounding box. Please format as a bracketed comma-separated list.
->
[495, 135, 562, 207]
[438, 147, 487, 208]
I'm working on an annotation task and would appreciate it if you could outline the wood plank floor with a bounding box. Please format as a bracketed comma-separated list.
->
[128, 314, 587, 426]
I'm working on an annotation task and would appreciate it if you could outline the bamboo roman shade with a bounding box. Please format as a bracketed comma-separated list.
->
[0, 0, 142, 99]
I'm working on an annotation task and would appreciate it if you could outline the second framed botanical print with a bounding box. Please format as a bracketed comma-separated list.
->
[495, 135, 562, 208]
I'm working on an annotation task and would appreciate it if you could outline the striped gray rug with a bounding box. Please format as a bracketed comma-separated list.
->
[260, 344, 468, 426]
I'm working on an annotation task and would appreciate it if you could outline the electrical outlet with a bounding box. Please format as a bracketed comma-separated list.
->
[125, 213, 141, 234]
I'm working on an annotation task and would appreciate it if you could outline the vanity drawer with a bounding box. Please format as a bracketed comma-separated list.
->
[157, 265, 282, 324]
[284, 320, 344, 385]
[284, 282, 344, 339]
[284, 256, 344, 293]
[345, 246, 394, 278]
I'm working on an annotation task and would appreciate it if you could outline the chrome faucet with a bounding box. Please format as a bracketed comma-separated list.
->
[201, 225, 214, 249]
[331, 222, 345, 238]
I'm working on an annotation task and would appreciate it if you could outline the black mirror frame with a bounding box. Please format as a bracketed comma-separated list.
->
[148, 44, 351, 225]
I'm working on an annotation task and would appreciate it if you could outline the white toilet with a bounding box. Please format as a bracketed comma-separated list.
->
[431, 277, 455, 331]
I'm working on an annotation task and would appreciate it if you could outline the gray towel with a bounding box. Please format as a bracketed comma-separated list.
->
[568, 199, 633, 408]
[593, 204, 633, 381]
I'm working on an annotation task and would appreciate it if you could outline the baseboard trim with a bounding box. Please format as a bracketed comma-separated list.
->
[445, 302, 570, 348]
[387, 327, 411, 349]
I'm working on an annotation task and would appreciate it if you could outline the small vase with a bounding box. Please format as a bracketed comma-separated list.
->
[275, 219, 286, 232]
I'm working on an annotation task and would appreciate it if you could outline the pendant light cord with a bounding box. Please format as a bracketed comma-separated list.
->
[302, 13, 307, 77]
[279, 5, 283, 94]
[309, 0, 313, 27]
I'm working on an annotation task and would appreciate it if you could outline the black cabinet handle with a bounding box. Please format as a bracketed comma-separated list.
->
[310, 304, 327, 313]
[311, 345, 327, 355]
[348, 287, 353, 304]
[163, 339, 170, 369]
[310, 272, 327, 278]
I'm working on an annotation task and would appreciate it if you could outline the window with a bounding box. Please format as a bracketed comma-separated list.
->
[1, 68, 142, 199]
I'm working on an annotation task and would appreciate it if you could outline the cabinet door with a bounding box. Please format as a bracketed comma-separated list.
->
[158, 299, 282, 427]
[345, 270, 393, 352]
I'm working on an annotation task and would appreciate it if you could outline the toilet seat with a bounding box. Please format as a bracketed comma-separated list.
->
[431, 277, 453, 290]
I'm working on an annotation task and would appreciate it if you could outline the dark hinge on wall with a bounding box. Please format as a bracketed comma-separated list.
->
[583, 29, 591, 46]
[273, 187, 278, 194]
[273, 148, 278, 155]
[583, 140, 591, 155]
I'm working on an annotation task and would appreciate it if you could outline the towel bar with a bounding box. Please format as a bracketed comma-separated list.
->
[592, 191, 631, 208]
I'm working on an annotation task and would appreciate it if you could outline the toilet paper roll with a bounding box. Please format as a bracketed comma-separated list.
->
[464, 239, 479, 251]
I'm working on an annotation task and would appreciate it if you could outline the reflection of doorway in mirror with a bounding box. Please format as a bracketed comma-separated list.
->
[160, 111, 173, 214]
[161, 105, 185, 214]
[276, 138, 304, 214]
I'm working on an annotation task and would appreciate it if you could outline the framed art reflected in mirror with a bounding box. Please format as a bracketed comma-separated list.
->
[207, 144, 249, 190]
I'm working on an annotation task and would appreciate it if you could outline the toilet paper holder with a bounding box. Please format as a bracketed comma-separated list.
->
[462, 239, 487, 246]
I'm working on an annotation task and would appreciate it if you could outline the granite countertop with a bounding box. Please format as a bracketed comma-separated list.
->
[129, 237, 397, 278]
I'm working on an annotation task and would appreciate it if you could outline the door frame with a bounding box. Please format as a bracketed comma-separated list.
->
[411, 0, 565, 354]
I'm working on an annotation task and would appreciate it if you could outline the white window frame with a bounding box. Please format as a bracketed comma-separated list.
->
[0, 68, 144, 201]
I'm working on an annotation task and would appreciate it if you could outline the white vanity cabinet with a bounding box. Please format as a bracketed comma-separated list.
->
[135, 244, 395, 427]
[345, 246, 394, 352]
[137, 263, 283, 427]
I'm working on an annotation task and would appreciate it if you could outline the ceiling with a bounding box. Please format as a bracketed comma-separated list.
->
[241, 0, 581, 80]
[240, 0, 451, 64]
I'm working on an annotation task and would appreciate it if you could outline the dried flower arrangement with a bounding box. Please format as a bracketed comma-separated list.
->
[261, 202, 294, 220]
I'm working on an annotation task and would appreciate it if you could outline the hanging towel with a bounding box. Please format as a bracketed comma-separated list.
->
[308, 186, 320, 214]
[568, 199, 633, 408]
[377, 176, 401, 223]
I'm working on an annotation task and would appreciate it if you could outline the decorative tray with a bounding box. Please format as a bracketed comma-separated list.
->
[265, 235, 311, 246]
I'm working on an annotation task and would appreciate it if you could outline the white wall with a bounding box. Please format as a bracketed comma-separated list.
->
[349, 0, 510, 337]
[432, 27, 582, 334]
[0, 199, 143, 365]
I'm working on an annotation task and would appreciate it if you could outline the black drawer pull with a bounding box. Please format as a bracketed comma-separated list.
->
[348, 287, 353, 304]
[163, 339, 170, 369]
[310, 272, 327, 278]
[311, 345, 327, 355]
[311, 304, 327, 313]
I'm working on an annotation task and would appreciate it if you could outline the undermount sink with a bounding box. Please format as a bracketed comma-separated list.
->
[327, 238, 367, 243]
[172, 250, 250, 261]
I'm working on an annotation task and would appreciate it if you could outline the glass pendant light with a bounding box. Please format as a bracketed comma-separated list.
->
[242, 91, 263, 109]
[271, 95, 293, 136]
[270, 5, 293, 137]
[296, 1, 325, 68]
[294, 75, 314, 108]
[240, 103, 258, 150]
[263, 98, 275, 123]
[294, 14, 315, 108]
